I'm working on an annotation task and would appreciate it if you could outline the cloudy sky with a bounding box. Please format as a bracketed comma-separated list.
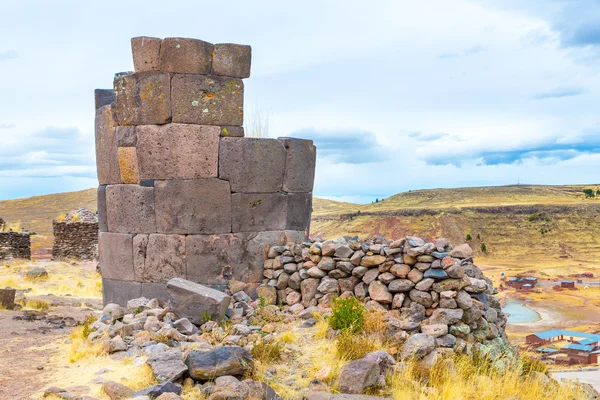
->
[2, 0, 600, 203]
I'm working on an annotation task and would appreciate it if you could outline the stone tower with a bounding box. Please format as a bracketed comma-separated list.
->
[95, 37, 316, 306]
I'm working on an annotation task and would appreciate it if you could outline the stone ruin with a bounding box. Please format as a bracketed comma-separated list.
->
[260, 236, 509, 354]
[52, 208, 99, 260]
[0, 217, 31, 260]
[94, 37, 316, 306]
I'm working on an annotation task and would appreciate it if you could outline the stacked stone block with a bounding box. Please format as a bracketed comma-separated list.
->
[52, 208, 99, 260]
[95, 37, 316, 306]
[260, 236, 509, 353]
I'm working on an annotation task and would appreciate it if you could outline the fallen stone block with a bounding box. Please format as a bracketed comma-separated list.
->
[219, 138, 286, 193]
[159, 37, 213, 74]
[131, 36, 161, 72]
[171, 73, 243, 126]
[212, 43, 252, 78]
[154, 179, 231, 234]
[136, 124, 219, 180]
[113, 71, 171, 126]
[167, 278, 231, 324]
[185, 346, 253, 380]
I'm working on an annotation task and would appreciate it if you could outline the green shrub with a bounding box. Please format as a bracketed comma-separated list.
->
[481, 243, 487, 253]
[583, 188, 595, 198]
[329, 297, 364, 333]
[466, 234, 472, 241]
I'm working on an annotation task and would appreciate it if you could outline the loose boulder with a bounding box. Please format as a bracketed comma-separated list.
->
[185, 347, 253, 380]
[167, 278, 231, 324]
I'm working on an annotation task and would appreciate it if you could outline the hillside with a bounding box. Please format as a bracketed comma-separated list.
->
[0, 189, 97, 256]
[2, 184, 600, 262]
[312, 185, 600, 262]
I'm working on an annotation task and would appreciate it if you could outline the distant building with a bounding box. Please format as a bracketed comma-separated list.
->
[507, 276, 537, 290]
[528, 329, 600, 365]
[581, 272, 594, 278]
[561, 280, 575, 289]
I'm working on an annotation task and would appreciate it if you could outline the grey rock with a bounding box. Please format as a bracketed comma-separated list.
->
[148, 349, 188, 382]
[167, 278, 231, 324]
[400, 333, 436, 360]
[185, 347, 253, 380]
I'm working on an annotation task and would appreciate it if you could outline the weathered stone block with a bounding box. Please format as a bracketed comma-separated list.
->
[244, 230, 306, 283]
[117, 147, 140, 184]
[95, 89, 114, 110]
[98, 185, 108, 232]
[231, 193, 287, 232]
[154, 179, 231, 234]
[116, 126, 136, 147]
[141, 282, 169, 305]
[279, 138, 316, 193]
[171, 74, 243, 126]
[167, 277, 231, 324]
[186, 234, 249, 285]
[113, 71, 171, 126]
[159, 37, 213, 74]
[134, 234, 186, 283]
[95, 104, 121, 185]
[106, 185, 156, 233]
[220, 126, 244, 137]
[212, 43, 252, 78]
[102, 278, 142, 306]
[136, 124, 219, 180]
[131, 36, 161, 72]
[286, 192, 312, 231]
[0, 288, 16, 309]
[99, 232, 134, 280]
[219, 138, 285, 193]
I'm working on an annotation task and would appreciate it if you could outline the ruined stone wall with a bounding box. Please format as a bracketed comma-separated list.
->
[52, 208, 99, 260]
[95, 37, 315, 306]
[0, 232, 31, 260]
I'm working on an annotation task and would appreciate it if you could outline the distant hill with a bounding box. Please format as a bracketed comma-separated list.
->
[0, 189, 97, 257]
[2, 184, 600, 261]
[312, 185, 600, 262]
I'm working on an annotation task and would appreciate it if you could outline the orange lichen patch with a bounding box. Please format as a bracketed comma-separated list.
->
[140, 93, 147, 99]
[117, 147, 140, 184]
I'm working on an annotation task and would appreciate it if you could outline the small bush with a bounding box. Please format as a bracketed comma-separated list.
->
[481, 243, 487, 253]
[466, 234, 472, 241]
[335, 331, 376, 360]
[252, 339, 282, 362]
[81, 314, 98, 339]
[583, 188, 595, 198]
[329, 297, 364, 333]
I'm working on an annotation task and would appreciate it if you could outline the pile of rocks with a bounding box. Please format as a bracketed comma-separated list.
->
[52, 208, 99, 260]
[259, 236, 509, 357]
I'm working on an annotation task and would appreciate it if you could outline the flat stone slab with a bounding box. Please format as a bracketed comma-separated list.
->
[167, 277, 231, 324]
[102, 278, 142, 306]
[219, 138, 286, 193]
[136, 124, 219, 180]
[113, 71, 171, 126]
[186, 234, 249, 285]
[134, 234, 186, 283]
[106, 184, 156, 234]
[279, 138, 316, 193]
[160, 37, 213, 74]
[131, 36, 161, 72]
[95, 105, 121, 185]
[154, 179, 232, 234]
[99, 232, 134, 280]
[171, 74, 243, 126]
[231, 193, 287, 232]
[212, 43, 252, 78]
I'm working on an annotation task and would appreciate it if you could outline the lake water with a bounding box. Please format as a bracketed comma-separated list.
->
[503, 299, 541, 323]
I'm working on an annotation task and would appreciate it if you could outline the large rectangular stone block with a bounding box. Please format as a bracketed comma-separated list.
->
[114, 71, 171, 126]
[154, 179, 232, 234]
[97, 185, 108, 232]
[131, 36, 161, 72]
[171, 74, 243, 126]
[219, 138, 286, 193]
[186, 234, 249, 285]
[286, 192, 312, 231]
[136, 124, 219, 180]
[117, 147, 140, 184]
[95, 89, 114, 110]
[99, 232, 134, 280]
[244, 231, 307, 283]
[231, 193, 287, 232]
[141, 282, 169, 305]
[95, 104, 121, 185]
[279, 137, 316, 193]
[106, 185, 156, 233]
[102, 278, 142, 307]
[212, 43, 252, 78]
[133, 234, 186, 283]
[159, 37, 213, 74]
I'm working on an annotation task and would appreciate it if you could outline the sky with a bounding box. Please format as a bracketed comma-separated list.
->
[2, 0, 600, 203]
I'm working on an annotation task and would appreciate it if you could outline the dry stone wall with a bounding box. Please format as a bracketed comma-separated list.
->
[260, 236, 509, 352]
[95, 37, 316, 306]
[0, 232, 31, 260]
[52, 208, 99, 260]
